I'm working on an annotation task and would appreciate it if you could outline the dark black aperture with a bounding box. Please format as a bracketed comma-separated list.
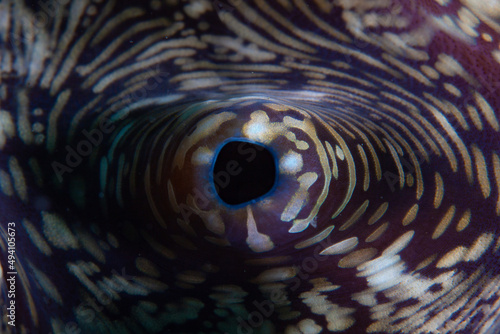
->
[213, 141, 276, 205]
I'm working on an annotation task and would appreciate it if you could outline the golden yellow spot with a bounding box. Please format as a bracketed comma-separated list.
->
[252, 267, 297, 284]
[406, 173, 414, 187]
[464, 233, 494, 262]
[420, 64, 440, 80]
[383, 230, 415, 255]
[357, 144, 370, 191]
[174, 112, 237, 169]
[384, 139, 404, 190]
[433, 172, 444, 209]
[339, 200, 369, 231]
[295, 225, 335, 250]
[320, 237, 358, 255]
[367, 202, 389, 225]
[285, 131, 309, 150]
[443, 83, 462, 97]
[482, 33, 493, 42]
[475, 91, 500, 131]
[402, 204, 419, 226]
[282, 172, 318, 222]
[415, 254, 437, 271]
[466, 104, 483, 130]
[338, 248, 378, 268]
[246, 206, 274, 253]
[457, 7, 479, 37]
[472, 144, 491, 198]
[365, 222, 389, 243]
[436, 246, 467, 268]
[435, 53, 472, 83]
[325, 141, 339, 179]
[456, 209, 472, 232]
[432, 205, 456, 239]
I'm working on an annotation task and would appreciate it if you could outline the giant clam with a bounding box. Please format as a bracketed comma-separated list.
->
[1, 0, 500, 333]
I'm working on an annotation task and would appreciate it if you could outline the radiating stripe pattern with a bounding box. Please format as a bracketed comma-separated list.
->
[0, 0, 499, 333]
